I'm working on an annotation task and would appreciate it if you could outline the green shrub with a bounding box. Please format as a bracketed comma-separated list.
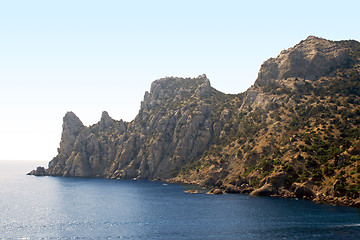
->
[311, 169, 324, 183]
[334, 184, 346, 193]
[323, 164, 335, 176]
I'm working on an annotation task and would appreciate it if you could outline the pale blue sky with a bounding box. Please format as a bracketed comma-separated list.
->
[1, 0, 359, 160]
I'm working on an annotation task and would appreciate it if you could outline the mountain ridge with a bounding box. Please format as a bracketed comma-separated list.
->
[29, 36, 360, 207]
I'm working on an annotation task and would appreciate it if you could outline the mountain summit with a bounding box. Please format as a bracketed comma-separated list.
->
[29, 37, 360, 207]
[256, 36, 353, 86]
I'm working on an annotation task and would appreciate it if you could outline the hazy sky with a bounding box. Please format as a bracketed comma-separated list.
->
[1, 0, 359, 161]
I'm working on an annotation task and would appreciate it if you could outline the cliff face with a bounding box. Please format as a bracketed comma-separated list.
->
[256, 36, 352, 86]
[30, 36, 360, 207]
[43, 75, 216, 180]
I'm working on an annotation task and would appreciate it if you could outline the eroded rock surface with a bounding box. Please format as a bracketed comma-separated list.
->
[29, 36, 360, 207]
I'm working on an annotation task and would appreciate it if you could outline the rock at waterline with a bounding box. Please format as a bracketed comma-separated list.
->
[27, 166, 46, 176]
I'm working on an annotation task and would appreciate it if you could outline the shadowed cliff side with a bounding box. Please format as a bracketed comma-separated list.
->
[29, 36, 360, 207]
[35, 75, 228, 180]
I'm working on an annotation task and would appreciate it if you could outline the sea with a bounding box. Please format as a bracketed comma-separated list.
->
[0, 160, 359, 240]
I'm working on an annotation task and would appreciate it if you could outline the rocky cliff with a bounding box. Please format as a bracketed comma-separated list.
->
[29, 36, 360, 207]
[35, 75, 216, 180]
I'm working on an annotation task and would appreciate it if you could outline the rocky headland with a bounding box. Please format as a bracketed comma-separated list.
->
[29, 36, 360, 207]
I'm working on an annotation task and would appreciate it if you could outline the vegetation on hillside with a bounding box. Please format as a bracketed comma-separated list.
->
[178, 41, 360, 203]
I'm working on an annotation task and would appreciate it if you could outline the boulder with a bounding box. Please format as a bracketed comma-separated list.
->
[207, 188, 223, 195]
[27, 166, 46, 176]
[250, 183, 277, 196]
[185, 189, 199, 194]
[224, 184, 241, 194]
[259, 172, 287, 188]
[290, 183, 315, 199]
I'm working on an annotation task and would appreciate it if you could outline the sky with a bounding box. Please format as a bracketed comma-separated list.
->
[1, 0, 359, 161]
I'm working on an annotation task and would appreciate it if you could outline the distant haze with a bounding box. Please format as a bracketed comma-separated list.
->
[0, 0, 359, 160]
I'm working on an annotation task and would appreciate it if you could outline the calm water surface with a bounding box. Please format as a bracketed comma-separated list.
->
[0, 160, 359, 240]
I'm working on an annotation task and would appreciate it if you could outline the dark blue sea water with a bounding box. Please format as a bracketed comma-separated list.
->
[0, 161, 359, 240]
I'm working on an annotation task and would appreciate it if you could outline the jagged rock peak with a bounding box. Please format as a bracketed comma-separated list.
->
[59, 111, 84, 156]
[255, 36, 353, 87]
[63, 111, 84, 133]
[305, 35, 321, 40]
[101, 111, 111, 122]
[150, 74, 210, 90]
[303, 35, 326, 42]
[141, 75, 211, 109]
[292, 35, 339, 54]
[99, 111, 114, 131]
[197, 73, 208, 79]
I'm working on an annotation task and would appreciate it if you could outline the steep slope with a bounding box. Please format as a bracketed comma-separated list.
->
[36, 75, 228, 180]
[29, 36, 360, 207]
[176, 36, 360, 207]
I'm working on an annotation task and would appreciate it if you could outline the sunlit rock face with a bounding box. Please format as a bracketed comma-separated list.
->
[45, 75, 215, 179]
[31, 36, 360, 207]
[255, 36, 352, 86]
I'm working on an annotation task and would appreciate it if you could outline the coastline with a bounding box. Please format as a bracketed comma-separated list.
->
[28, 163, 360, 208]
[166, 177, 360, 208]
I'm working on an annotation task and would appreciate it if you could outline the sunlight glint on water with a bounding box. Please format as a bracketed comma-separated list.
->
[0, 161, 359, 240]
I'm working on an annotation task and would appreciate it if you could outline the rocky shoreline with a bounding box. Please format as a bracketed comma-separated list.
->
[168, 175, 360, 208]
[28, 165, 360, 208]
[28, 36, 360, 208]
